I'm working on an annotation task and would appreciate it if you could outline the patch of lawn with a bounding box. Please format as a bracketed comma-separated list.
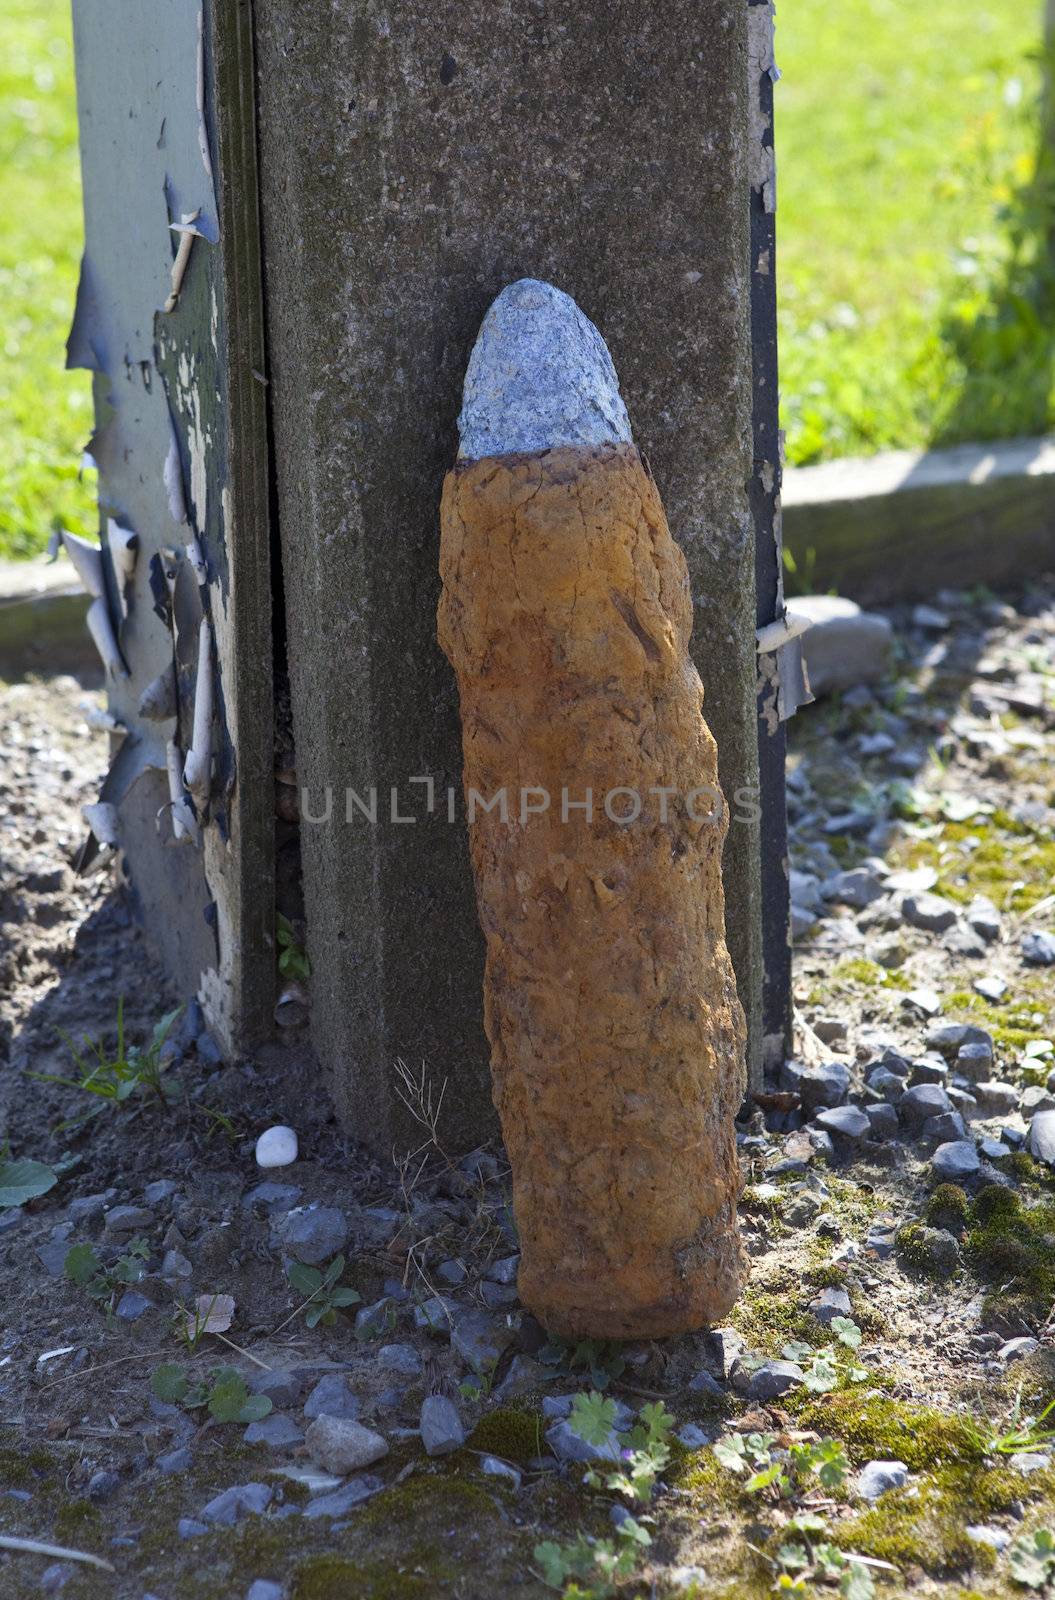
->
[778, 0, 1053, 464]
[0, 0, 95, 559]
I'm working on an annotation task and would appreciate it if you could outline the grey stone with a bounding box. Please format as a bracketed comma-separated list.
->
[436, 1258, 468, 1286]
[956, 1041, 994, 1081]
[1029, 1110, 1055, 1165]
[351, 1206, 403, 1249]
[414, 1296, 457, 1334]
[493, 1355, 549, 1401]
[545, 1419, 622, 1464]
[115, 1290, 152, 1322]
[246, 1584, 286, 1600]
[355, 1298, 399, 1338]
[921, 1111, 966, 1146]
[974, 1082, 1019, 1116]
[303, 1375, 359, 1421]
[103, 1205, 155, 1236]
[480, 1280, 518, 1309]
[899, 1225, 959, 1278]
[39, 1565, 74, 1594]
[420, 1395, 466, 1456]
[304, 1416, 388, 1475]
[242, 1182, 302, 1213]
[87, 1469, 121, 1501]
[866, 1070, 905, 1105]
[927, 1022, 993, 1056]
[943, 924, 987, 959]
[822, 810, 874, 837]
[248, 1369, 304, 1411]
[67, 1190, 116, 1224]
[973, 975, 1007, 1003]
[451, 1309, 513, 1374]
[813, 1106, 870, 1142]
[377, 1344, 422, 1378]
[910, 1056, 949, 1086]
[795, 597, 894, 697]
[274, 1206, 348, 1265]
[1022, 931, 1055, 966]
[966, 1525, 1011, 1552]
[930, 1141, 981, 1183]
[998, 1337, 1040, 1364]
[143, 1179, 178, 1206]
[966, 898, 1001, 942]
[856, 1460, 909, 1500]
[865, 1103, 899, 1141]
[812, 1016, 849, 1045]
[486, 1255, 520, 1285]
[161, 1249, 192, 1280]
[244, 1414, 304, 1449]
[36, 1241, 72, 1278]
[809, 1287, 852, 1326]
[745, 1360, 804, 1401]
[302, 1476, 383, 1520]
[901, 987, 942, 1018]
[979, 1138, 1010, 1162]
[458, 279, 632, 461]
[783, 1059, 850, 1111]
[200, 1482, 273, 1526]
[480, 1454, 521, 1490]
[677, 1423, 713, 1450]
[156, 1446, 193, 1475]
[251, 0, 765, 1144]
[178, 1519, 208, 1539]
[1009, 1452, 1051, 1476]
[822, 869, 885, 909]
[687, 1369, 725, 1398]
[1021, 1086, 1055, 1117]
[709, 1327, 745, 1379]
[900, 1083, 953, 1131]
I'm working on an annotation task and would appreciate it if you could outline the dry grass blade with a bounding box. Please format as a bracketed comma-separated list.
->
[0, 1535, 115, 1572]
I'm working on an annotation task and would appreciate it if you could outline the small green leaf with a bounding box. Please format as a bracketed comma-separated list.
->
[208, 1372, 252, 1423]
[832, 1316, 862, 1350]
[287, 1262, 323, 1297]
[803, 1356, 839, 1394]
[237, 1394, 273, 1423]
[0, 1158, 58, 1208]
[1010, 1528, 1055, 1588]
[569, 1390, 618, 1447]
[713, 1437, 749, 1473]
[64, 1243, 100, 1288]
[151, 1363, 188, 1403]
[330, 1286, 362, 1308]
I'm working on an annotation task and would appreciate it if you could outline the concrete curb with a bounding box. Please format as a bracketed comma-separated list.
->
[0, 558, 95, 677]
[784, 434, 1055, 604]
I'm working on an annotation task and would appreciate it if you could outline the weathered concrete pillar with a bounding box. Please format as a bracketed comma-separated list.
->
[438, 282, 747, 1336]
[253, 1, 761, 1150]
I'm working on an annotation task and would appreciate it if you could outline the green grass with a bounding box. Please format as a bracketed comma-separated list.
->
[0, 0, 95, 559]
[778, 0, 1055, 463]
[1, 0, 1052, 557]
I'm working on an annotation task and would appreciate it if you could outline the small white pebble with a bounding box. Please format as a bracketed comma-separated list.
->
[255, 1124, 298, 1168]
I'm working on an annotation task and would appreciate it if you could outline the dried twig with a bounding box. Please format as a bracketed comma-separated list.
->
[0, 1536, 115, 1572]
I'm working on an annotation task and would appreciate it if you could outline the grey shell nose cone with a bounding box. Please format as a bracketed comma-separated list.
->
[457, 278, 633, 461]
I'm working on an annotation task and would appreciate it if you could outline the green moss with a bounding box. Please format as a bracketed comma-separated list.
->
[359, 1472, 500, 1532]
[831, 958, 886, 988]
[895, 1221, 958, 1279]
[291, 1555, 443, 1600]
[0, 1447, 51, 1488]
[967, 1185, 1055, 1322]
[839, 1482, 988, 1576]
[797, 1393, 982, 1471]
[467, 1407, 545, 1464]
[54, 1498, 103, 1545]
[926, 1184, 970, 1233]
[732, 1281, 818, 1354]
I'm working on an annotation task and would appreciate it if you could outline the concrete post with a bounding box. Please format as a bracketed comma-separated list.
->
[253, 0, 762, 1151]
